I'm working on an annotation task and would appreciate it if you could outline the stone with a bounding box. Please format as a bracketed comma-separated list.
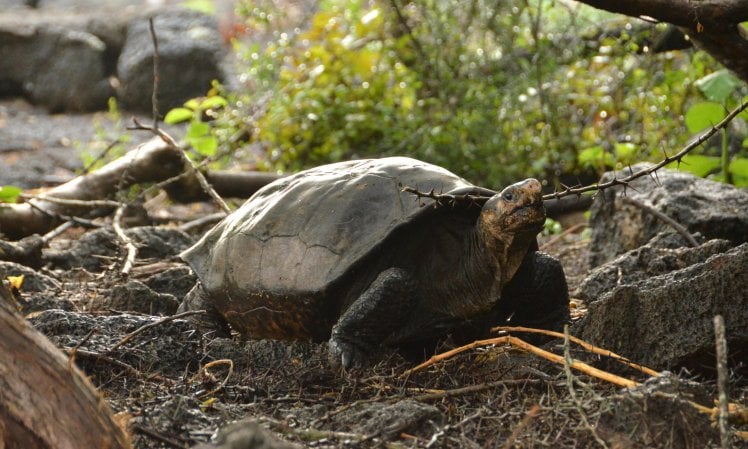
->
[588, 164, 748, 267]
[0, 19, 113, 111]
[45, 226, 194, 272]
[597, 373, 719, 448]
[573, 243, 748, 373]
[0, 261, 59, 292]
[117, 7, 225, 112]
[29, 309, 202, 375]
[108, 280, 180, 315]
[330, 400, 443, 440]
[576, 236, 732, 303]
[193, 420, 301, 449]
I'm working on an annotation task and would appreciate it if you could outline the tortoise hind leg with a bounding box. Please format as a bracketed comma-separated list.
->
[178, 284, 232, 338]
[329, 267, 417, 369]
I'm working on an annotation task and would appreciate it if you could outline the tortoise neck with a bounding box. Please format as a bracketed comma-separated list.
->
[473, 223, 535, 290]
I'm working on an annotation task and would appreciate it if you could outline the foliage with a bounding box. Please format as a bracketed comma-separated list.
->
[672, 69, 748, 185]
[165, 88, 228, 158]
[174, 0, 747, 189]
[0, 185, 21, 203]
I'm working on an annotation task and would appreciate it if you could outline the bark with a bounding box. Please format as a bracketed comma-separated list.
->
[0, 138, 185, 240]
[0, 282, 131, 449]
[0, 138, 281, 240]
[576, 0, 748, 83]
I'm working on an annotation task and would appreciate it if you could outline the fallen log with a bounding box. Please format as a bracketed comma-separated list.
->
[0, 138, 185, 240]
[0, 137, 282, 240]
[0, 281, 131, 449]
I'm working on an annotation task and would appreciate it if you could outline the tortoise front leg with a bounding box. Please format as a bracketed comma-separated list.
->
[329, 267, 417, 369]
[500, 251, 570, 332]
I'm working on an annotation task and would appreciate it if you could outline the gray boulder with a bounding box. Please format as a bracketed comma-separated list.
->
[576, 235, 731, 303]
[573, 242, 748, 372]
[0, 18, 113, 111]
[588, 164, 748, 267]
[117, 7, 225, 112]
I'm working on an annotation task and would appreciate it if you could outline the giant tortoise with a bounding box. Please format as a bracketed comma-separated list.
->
[179, 157, 569, 367]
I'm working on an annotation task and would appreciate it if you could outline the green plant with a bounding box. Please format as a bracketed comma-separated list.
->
[673, 69, 748, 185]
[0, 185, 21, 203]
[182, 0, 735, 189]
[165, 91, 228, 159]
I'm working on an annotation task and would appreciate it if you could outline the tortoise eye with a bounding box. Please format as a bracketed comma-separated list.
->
[502, 191, 514, 202]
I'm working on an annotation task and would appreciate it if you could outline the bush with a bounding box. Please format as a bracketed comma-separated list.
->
[188, 0, 741, 189]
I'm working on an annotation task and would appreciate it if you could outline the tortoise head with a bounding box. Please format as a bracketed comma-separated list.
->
[479, 178, 545, 235]
[477, 179, 545, 273]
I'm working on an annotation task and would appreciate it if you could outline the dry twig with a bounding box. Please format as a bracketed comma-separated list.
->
[194, 359, 235, 398]
[492, 326, 660, 376]
[107, 310, 206, 353]
[714, 315, 731, 449]
[112, 204, 137, 275]
[401, 335, 639, 388]
[562, 326, 610, 449]
[402, 98, 748, 206]
[500, 404, 540, 449]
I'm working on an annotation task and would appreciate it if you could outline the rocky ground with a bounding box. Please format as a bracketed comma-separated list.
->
[2, 161, 747, 448]
[1, 1, 748, 448]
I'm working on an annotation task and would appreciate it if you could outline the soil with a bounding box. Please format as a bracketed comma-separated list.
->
[5, 205, 745, 449]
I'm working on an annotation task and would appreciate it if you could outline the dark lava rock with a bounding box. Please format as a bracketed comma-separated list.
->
[45, 226, 194, 272]
[117, 7, 225, 112]
[0, 235, 43, 268]
[0, 15, 113, 111]
[29, 309, 202, 375]
[193, 420, 301, 449]
[331, 400, 443, 440]
[576, 236, 731, 303]
[588, 164, 748, 267]
[598, 373, 719, 448]
[108, 279, 180, 315]
[0, 261, 59, 292]
[142, 265, 196, 299]
[573, 243, 748, 373]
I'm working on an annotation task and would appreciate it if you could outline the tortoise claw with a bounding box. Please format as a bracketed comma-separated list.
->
[328, 337, 365, 370]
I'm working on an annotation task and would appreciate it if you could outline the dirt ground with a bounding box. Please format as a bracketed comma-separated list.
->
[6, 211, 744, 449]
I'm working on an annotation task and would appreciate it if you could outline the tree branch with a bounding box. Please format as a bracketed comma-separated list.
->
[575, 0, 748, 82]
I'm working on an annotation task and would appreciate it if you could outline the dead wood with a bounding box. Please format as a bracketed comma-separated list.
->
[163, 170, 282, 203]
[574, 0, 748, 84]
[0, 281, 131, 449]
[0, 137, 281, 240]
[0, 138, 184, 240]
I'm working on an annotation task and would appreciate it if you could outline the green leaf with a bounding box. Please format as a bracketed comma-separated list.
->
[200, 96, 228, 110]
[184, 98, 201, 110]
[578, 145, 614, 169]
[190, 136, 218, 156]
[729, 157, 748, 187]
[694, 70, 742, 103]
[0, 185, 22, 203]
[667, 154, 721, 178]
[182, 0, 215, 15]
[164, 108, 194, 124]
[187, 122, 211, 138]
[684, 102, 726, 133]
[614, 142, 637, 164]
